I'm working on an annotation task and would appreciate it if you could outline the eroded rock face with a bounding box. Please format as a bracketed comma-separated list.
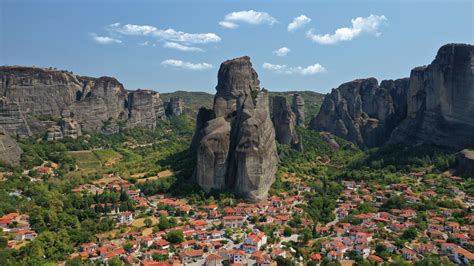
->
[127, 90, 166, 129]
[193, 56, 278, 201]
[292, 93, 305, 126]
[272, 96, 302, 151]
[0, 129, 22, 166]
[310, 78, 409, 149]
[389, 44, 474, 149]
[0, 67, 167, 138]
[311, 43, 473, 150]
[456, 149, 474, 177]
[166, 96, 184, 117]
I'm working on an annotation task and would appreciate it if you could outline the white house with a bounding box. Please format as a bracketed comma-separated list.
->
[118, 211, 134, 224]
[243, 233, 267, 253]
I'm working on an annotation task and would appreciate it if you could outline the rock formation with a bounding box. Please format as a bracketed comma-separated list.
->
[310, 78, 409, 149]
[292, 93, 305, 126]
[311, 43, 474, 150]
[389, 44, 474, 149]
[272, 96, 302, 151]
[166, 96, 184, 117]
[0, 67, 167, 139]
[456, 149, 474, 177]
[0, 129, 22, 166]
[192, 56, 278, 201]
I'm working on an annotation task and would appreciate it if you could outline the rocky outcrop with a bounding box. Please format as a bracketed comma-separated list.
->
[0, 129, 22, 166]
[292, 93, 305, 126]
[389, 44, 474, 149]
[127, 89, 166, 129]
[166, 96, 184, 117]
[311, 43, 474, 150]
[192, 56, 278, 201]
[0, 67, 167, 138]
[319, 132, 340, 150]
[310, 78, 409, 149]
[456, 149, 474, 177]
[272, 96, 302, 151]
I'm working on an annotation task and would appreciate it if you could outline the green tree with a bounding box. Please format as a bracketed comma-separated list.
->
[159, 215, 170, 230]
[166, 229, 184, 244]
[144, 218, 153, 228]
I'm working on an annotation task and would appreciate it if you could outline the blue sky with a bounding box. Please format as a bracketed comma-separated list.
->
[1, 0, 472, 93]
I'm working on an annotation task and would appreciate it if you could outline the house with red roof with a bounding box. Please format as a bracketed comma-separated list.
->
[205, 253, 223, 266]
[243, 232, 267, 253]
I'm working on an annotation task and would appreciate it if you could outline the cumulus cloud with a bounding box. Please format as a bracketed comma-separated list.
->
[273, 47, 290, 57]
[288, 15, 311, 32]
[138, 41, 150, 46]
[306, 14, 387, 45]
[218, 21, 239, 29]
[107, 23, 221, 44]
[219, 10, 277, 29]
[262, 62, 326, 75]
[91, 34, 122, 44]
[163, 42, 204, 52]
[161, 59, 213, 71]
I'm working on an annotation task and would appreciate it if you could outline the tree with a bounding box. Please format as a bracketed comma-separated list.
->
[159, 215, 170, 230]
[402, 227, 418, 241]
[144, 218, 153, 228]
[108, 257, 123, 266]
[283, 227, 292, 237]
[0, 237, 7, 248]
[166, 229, 184, 244]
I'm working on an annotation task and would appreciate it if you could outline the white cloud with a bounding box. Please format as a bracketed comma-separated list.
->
[153, 29, 221, 43]
[107, 23, 221, 44]
[262, 62, 326, 75]
[161, 59, 213, 71]
[288, 15, 311, 32]
[109, 24, 157, 35]
[91, 34, 122, 44]
[306, 14, 387, 45]
[219, 21, 239, 29]
[219, 10, 277, 29]
[138, 41, 150, 46]
[163, 42, 204, 52]
[273, 47, 290, 57]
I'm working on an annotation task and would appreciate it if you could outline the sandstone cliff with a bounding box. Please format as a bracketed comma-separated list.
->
[272, 96, 302, 151]
[0, 129, 22, 166]
[292, 93, 305, 126]
[311, 43, 473, 150]
[310, 78, 409, 149]
[192, 56, 278, 201]
[166, 96, 185, 117]
[389, 44, 474, 149]
[0, 67, 167, 138]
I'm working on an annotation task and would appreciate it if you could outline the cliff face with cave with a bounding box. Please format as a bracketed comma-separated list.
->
[192, 56, 278, 201]
[311, 43, 474, 150]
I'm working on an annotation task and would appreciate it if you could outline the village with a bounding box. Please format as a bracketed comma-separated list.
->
[1, 163, 473, 266]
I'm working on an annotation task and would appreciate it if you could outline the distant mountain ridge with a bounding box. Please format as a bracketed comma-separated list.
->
[162, 90, 324, 125]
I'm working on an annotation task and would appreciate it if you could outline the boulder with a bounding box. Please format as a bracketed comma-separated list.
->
[456, 149, 474, 177]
